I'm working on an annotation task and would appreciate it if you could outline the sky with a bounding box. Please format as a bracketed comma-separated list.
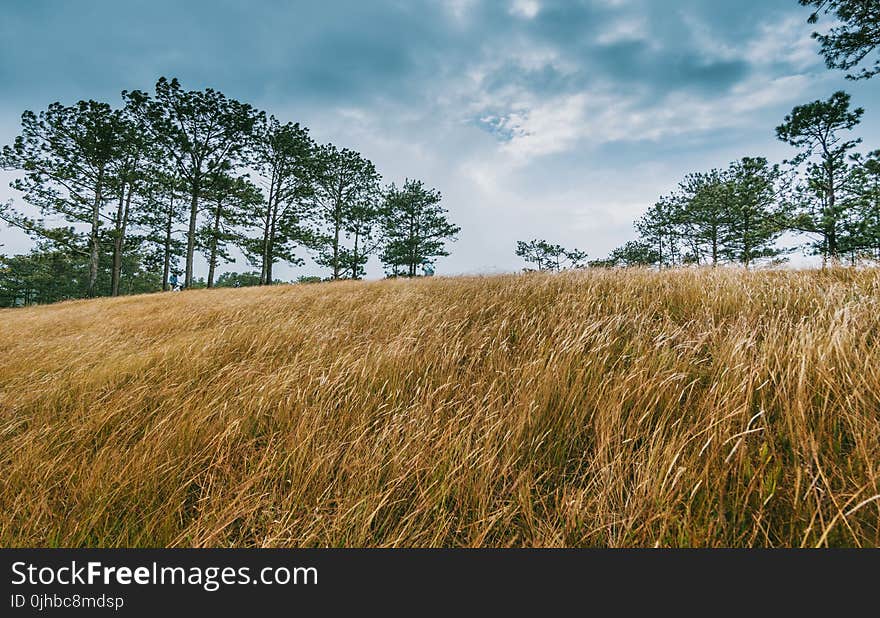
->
[2, 0, 880, 278]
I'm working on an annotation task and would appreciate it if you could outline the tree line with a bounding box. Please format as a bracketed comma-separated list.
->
[517, 0, 880, 270]
[518, 1, 880, 271]
[0, 78, 460, 306]
[591, 89, 880, 269]
[519, 90, 880, 271]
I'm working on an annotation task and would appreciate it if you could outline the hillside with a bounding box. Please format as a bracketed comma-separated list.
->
[2, 269, 880, 547]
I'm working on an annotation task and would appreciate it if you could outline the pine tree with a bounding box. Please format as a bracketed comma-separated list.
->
[380, 180, 459, 277]
[310, 145, 382, 279]
[776, 91, 864, 263]
[248, 116, 315, 284]
[123, 78, 258, 288]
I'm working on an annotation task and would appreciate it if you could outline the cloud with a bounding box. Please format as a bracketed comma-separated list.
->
[443, 0, 478, 22]
[596, 16, 649, 45]
[458, 7, 828, 165]
[510, 0, 541, 19]
[1, 0, 879, 275]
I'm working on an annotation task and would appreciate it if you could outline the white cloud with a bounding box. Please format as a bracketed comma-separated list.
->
[473, 68, 814, 164]
[743, 15, 819, 72]
[596, 16, 649, 46]
[459, 12, 825, 165]
[681, 11, 820, 72]
[443, 0, 478, 22]
[510, 0, 540, 19]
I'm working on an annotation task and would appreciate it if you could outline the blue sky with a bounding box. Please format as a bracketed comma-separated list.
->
[2, 0, 880, 277]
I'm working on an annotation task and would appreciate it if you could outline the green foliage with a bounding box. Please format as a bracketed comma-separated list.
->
[123, 77, 260, 287]
[515, 239, 587, 272]
[609, 88, 880, 268]
[846, 149, 880, 261]
[589, 241, 659, 268]
[245, 116, 314, 284]
[215, 271, 263, 288]
[198, 171, 264, 287]
[724, 158, 786, 266]
[635, 196, 684, 267]
[309, 145, 382, 279]
[296, 275, 323, 284]
[777, 91, 865, 261]
[0, 243, 161, 307]
[137, 170, 188, 291]
[619, 158, 786, 268]
[0, 248, 86, 306]
[380, 180, 460, 277]
[0, 100, 121, 296]
[800, 0, 880, 79]
[1, 76, 454, 307]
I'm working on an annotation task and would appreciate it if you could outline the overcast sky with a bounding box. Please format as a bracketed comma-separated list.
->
[2, 0, 880, 278]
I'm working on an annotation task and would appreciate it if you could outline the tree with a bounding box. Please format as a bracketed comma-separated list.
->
[724, 158, 786, 268]
[515, 239, 587, 272]
[123, 78, 258, 288]
[339, 196, 383, 280]
[776, 91, 864, 263]
[106, 104, 153, 296]
[616, 157, 787, 269]
[139, 168, 187, 291]
[1, 76, 455, 305]
[1, 101, 120, 296]
[380, 180, 460, 277]
[800, 0, 880, 79]
[198, 171, 263, 288]
[0, 245, 85, 306]
[677, 170, 732, 266]
[0, 240, 162, 307]
[215, 271, 263, 288]
[310, 145, 382, 279]
[516, 240, 551, 271]
[636, 197, 682, 268]
[248, 116, 315, 284]
[847, 149, 880, 261]
[590, 241, 660, 268]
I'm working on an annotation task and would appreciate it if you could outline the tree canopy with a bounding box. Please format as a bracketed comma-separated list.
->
[1, 77, 458, 306]
[801, 0, 880, 79]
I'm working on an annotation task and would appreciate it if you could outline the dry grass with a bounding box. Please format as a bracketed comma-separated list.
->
[2, 268, 880, 547]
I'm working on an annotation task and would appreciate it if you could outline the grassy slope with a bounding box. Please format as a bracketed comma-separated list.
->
[1, 268, 879, 547]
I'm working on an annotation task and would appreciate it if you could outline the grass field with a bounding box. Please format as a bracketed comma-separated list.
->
[2, 268, 880, 547]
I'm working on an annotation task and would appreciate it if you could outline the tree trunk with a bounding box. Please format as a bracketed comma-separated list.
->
[332, 176, 343, 280]
[111, 193, 125, 296]
[111, 184, 133, 297]
[352, 229, 360, 280]
[260, 175, 275, 285]
[408, 197, 416, 277]
[743, 210, 751, 270]
[266, 197, 279, 285]
[207, 200, 222, 288]
[88, 172, 104, 297]
[333, 214, 341, 279]
[162, 193, 174, 291]
[826, 162, 838, 261]
[711, 234, 717, 267]
[658, 234, 663, 271]
[185, 176, 200, 288]
[259, 208, 270, 285]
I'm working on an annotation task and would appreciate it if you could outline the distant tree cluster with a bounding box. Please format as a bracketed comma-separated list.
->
[0, 77, 459, 306]
[627, 157, 786, 268]
[594, 91, 880, 269]
[515, 239, 587, 272]
[528, 5, 880, 272]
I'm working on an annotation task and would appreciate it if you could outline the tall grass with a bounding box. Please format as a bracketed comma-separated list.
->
[1, 268, 880, 547]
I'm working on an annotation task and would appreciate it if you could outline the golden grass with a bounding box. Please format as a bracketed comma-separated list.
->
[2, 268, 880, 547]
